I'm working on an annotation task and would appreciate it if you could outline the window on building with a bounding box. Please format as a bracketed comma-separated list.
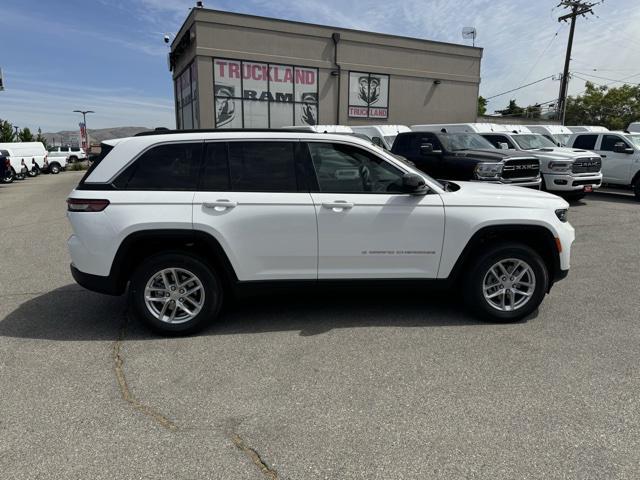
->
[307, 142, 404, 193]
[115, 143, 202, 190]
[348, 71, 390, 119]
[175, 62, 199, 130]
[213, 59, 319, 128]
[227, 141, 298, 191]
[573, 134, 598, 150]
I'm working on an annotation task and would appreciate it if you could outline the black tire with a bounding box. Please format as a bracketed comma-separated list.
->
[634, 177, 640, 201]
[68, 156, 78, 164]
[49, 162, 61, 174]
[2, 168, 14, 183]
[130, 253, 222, 335]
[464, 243, 549, 323]
[564, 192, 586, 201]
[27, 167, 38, 177]
[14, 168, 25, 181]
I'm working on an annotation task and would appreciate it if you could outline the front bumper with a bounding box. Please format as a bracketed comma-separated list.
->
[543, 172, 603, 192]
[490, 177, 543, 189]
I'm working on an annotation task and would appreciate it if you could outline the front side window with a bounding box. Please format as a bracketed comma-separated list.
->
[627, 135, 640, 148]
[115, 142, 202, 190]
[573, 134, 598, 150]
[307, 142, 405, 193]
[228, 141, 298, 192]
[600, 135, 630, 151]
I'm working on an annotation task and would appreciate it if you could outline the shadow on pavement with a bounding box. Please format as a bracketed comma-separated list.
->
[0, 283, 530, 341]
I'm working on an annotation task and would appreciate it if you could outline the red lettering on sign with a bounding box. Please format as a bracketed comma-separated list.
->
[283, 68, 293, 83]
[261, 65, 269, 81]
[229, 62, 240, 79]
[216, 60, 227, 77]
[251, 65, 262, 80]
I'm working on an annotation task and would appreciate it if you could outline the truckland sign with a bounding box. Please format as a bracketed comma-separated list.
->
[348, 71, 389, 119]
[214, 59, 319, 128]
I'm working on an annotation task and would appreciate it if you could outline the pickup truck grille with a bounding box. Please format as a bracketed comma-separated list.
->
[572, 157, 601, 173]
[501, 158, 540, 180]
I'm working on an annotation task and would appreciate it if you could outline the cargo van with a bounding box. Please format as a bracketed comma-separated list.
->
[350, 125, 410, 149]
[525, 125, 573, 146]
[413, 123, 531, 135]
[627, 122, 640, 133]
[284, 125, 354, 133]
[566, 126, 609, 133]
[0, 142, 47, 176]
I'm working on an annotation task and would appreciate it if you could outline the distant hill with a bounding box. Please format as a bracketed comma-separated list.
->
[43, 126, 152, 144]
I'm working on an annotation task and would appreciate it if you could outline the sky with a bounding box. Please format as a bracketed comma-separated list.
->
[1, 0, 640, 133]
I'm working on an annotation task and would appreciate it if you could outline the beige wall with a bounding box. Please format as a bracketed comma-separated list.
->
[172, 9, 482, 129]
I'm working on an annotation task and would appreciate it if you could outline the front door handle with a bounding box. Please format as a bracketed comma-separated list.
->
[322, 201, 354, 212]
[203, 200, 237, 211]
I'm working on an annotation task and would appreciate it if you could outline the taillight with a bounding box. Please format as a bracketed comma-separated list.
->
[67, 198, 110, 212]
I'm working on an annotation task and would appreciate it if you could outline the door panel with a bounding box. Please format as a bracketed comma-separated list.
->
[597, 135, 633, 184]
[312, 192, 444, 278]
[193, 192, 317, 281]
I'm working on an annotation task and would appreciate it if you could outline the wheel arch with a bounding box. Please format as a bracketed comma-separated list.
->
[109, 229, 238, 295]
[447, 225, 561, 289]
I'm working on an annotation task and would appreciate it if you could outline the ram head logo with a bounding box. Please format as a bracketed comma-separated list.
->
[358, 76, 381, 105]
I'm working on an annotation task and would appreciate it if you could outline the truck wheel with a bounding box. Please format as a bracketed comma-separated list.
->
[2, 168, 14, 183]
[68, 156, 78, 164]
[27, 167, 38, 177]
[14, 168, 25, 181]
[49, 162, 61, 174]
[130, 253, 223, 335]
[464, 243, 549, 322]
[634, 178, 640, 201]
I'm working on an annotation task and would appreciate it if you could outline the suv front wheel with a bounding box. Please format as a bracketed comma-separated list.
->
[130, 253, 222, 335]
[464, 243, 549, 322]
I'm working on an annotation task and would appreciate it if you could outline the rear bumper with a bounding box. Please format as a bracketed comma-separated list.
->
[71, 264, 123, 296]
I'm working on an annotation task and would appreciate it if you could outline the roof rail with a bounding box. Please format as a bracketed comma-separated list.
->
[134, 127, 307, 137]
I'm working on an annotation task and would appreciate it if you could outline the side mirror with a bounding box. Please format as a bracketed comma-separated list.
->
[372, 137, 385, 148]
[613, 142, 634, 154]
[402, 173, 428, 195]
[420, 143, 434, 155]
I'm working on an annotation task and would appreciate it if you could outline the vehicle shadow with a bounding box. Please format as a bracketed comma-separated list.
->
[0, 284, 533, 341]
[589, 190, 639, 205]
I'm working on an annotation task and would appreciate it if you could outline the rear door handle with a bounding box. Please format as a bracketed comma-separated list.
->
[322, 201, 354, 212]
[203, 200, 237, 211]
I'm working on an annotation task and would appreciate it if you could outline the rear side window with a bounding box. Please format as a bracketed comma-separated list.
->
[115, 142, 202, 190]
[200, 142, 230, 191]
[573, 134, 598, 150]
[227, 142, 298, 192]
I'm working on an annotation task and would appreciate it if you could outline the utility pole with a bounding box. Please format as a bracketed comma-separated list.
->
[557, 0, 602, 124]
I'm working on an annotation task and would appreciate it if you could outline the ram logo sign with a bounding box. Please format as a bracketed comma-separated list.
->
[348, 71, 389, 119]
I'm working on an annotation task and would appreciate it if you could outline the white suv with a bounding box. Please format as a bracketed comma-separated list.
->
[67, 130, 575, 334]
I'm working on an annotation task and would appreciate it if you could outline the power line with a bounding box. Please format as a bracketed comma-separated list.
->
[485, 75, 554, 100]
[518, 24, 564, 86]
[572, 71, 640, 84]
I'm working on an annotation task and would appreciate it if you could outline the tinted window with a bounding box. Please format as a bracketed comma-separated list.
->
[71, 147, 80, 152]
[116, 142, 202, 190]
[393, 133, 441, 155]
[200, 142, 230, 191]
[573, 134, 598, 150]
[228, 142, 297, 192]
[600, 135, 630, 151]
[308, 142, 405, 193]
[482, 134, 514, 149]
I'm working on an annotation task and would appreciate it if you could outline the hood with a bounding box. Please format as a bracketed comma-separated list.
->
[448, 149, 536, 162]
[441, 181, 569, 210]
[528, 147, 598, 160]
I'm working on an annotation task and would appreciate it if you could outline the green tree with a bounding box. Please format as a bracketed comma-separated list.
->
[0, 119, 15, 142]
[477, 96, 487, 116]
[36, 128, 50, 149]
[565, 81, 640, 130]
[18, 127, 34, 142]
[496, 99, 525, 116]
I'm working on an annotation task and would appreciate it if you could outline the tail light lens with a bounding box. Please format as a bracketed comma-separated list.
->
[67, 198, 110, 212]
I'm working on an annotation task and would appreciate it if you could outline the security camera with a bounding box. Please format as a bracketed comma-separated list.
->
[196, 1, 204, 7]
[163, 35, 170, 44]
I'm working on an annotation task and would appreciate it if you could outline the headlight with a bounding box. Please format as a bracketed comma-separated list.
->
[555, 208, 568, 222]
[549, 161, 572, 172]
[474, 162, 503, 179]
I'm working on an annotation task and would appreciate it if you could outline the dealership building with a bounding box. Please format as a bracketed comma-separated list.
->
[170, 8, 482, 130]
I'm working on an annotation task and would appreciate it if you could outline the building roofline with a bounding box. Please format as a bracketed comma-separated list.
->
[172, 7, 482, 55]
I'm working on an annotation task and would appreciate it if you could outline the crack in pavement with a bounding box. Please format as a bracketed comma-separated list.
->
[112, 311, 178, 431]
[232, 434, 279, 480]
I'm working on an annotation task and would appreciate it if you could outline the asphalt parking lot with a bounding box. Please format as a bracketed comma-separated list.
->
[1, 172, 639, 479]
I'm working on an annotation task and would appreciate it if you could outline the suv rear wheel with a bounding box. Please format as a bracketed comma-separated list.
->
[464, 243, 549, 322]
[49, 162, 61, 174]
[633, 177, 640, 201]
[130, 253, 222, 335]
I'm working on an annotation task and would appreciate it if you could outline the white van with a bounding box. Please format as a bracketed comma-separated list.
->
[284, 125, 354, 133]
[627, 122, 640, 133]
[350, 125, 410, 149]
[566, 126, 609, 133]
[411, 123, 531, 134]
[0, 142, 48, 177]
[525, 125, 573, 146]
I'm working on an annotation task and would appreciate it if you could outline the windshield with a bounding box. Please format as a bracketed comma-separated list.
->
[554, 134, 571, 146]
[440, 133, 495, 151]
[513, 134, 557, 150]
[627, 135, 640, 148]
